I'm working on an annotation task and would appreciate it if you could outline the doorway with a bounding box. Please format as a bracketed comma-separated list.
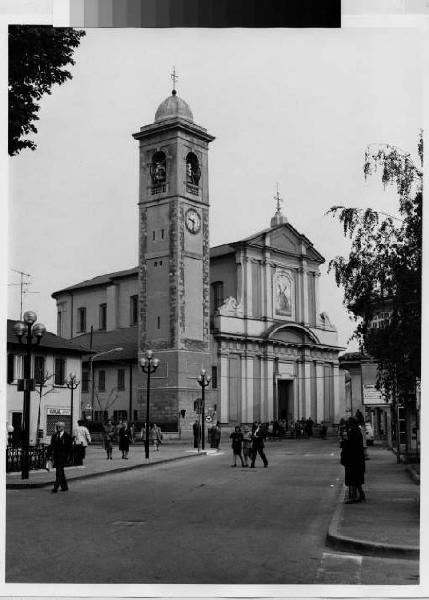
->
[277, 380, 294, 427]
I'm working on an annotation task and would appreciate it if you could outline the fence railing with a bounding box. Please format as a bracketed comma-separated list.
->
[6, 445, 80, 473]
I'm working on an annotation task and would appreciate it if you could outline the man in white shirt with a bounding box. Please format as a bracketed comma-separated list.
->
[73, 419, 91, 465]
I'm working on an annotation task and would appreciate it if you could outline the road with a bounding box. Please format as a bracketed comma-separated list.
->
[6, 438, 419, 584]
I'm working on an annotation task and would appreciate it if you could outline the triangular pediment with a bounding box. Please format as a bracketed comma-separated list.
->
[270, 228, 299, 253]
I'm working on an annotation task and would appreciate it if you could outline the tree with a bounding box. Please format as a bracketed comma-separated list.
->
[93, 385, 119, 421]
[327, 133, 422, 401]
[9, 25, 85, 156]
[34, 369, 57, 442]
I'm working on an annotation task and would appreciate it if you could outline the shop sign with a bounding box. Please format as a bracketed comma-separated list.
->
[362, 384, 384, 405]
[47, 407, 71, 416]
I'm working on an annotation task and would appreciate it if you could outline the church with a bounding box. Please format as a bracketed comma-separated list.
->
[52, 84, 343, 435]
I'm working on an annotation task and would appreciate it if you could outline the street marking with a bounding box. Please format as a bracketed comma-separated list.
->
[316, 552, 362, 584]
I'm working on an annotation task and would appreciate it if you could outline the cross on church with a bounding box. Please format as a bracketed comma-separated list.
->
[274, 183, 283, 213]
[171, 66, 178, 92]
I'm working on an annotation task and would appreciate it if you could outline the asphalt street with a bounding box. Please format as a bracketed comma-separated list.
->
[6, 438, 419, 585]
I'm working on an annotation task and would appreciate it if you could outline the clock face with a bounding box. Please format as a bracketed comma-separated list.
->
[185, 208, 201, 234]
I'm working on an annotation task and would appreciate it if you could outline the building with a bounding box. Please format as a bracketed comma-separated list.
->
[52, 86, 343, 434]
[6, 319, 88, 444]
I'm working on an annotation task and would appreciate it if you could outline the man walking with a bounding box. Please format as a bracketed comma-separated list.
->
[250, 422, 268, 468]
[47, 421, 73, 493]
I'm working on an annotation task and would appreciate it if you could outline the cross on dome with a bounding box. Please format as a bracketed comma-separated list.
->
[270, 182, 287, 227]
[171, 66, 178, 95]
[274, 182, 283, 214]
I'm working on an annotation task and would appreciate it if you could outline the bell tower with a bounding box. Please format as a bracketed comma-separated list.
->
[133, 78, 215, 426]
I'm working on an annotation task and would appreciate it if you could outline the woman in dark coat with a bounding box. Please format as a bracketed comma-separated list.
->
[118, 421, 132, 459]
[341, 417, 366, 503]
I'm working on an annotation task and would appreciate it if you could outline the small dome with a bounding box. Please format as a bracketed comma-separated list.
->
[155, 90, 193, 123]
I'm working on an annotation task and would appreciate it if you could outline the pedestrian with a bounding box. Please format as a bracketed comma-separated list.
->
[73, 419, 91, 465]
[193, 419, 201, 449]
[250, 422, 268, 468]
[47, 421, 73, 493]
[340, 417, 366, 503]
[320, 421, 327, 440]
[229, 426, 245, 467]
[211, 422, 221, 450]
[242, 425, 252, 466]
[119, 421, 132, 459]
[150, 423, 163, 451]
[305, 417, 314, 438]
[103, 419, 115, 460]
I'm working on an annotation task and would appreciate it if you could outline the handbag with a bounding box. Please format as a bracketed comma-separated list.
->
[45, 459, 53, 472]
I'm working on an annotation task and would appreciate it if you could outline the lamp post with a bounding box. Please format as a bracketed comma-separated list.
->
[13, 311, 46, 479]
[139, 350, 160, 459]
[89, 347, 123, 421]
[197, 369, 211, 450]
[65, 373, 80, 435]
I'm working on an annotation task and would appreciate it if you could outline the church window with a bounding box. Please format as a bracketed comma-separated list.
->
[150, 151, 167, 194]
[211, 366, 218, 389]
[7, 354, 15, 384]
[130, 295, 138, 326]
[186, 152, 200, 195]
[78, 307, 86, 332]
[98, 370, 106, 392]
[153, 231, 156, 240]
[157, 316, 161, 329]
[99, 303, 107, 330]
[212, 281, 224, 310]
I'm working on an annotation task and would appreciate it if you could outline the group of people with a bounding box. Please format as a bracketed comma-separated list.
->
[229, 422, 269, 468]
[102, 420, 163, 460]
[192, 420, 222, 449]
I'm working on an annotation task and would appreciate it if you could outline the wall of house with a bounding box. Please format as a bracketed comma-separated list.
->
[7, 353, 82, 445]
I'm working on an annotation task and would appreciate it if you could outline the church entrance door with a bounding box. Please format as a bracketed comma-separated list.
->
[277, 380, 294, 429]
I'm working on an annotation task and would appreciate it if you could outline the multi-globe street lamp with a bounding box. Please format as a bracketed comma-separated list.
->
[13, 310, 46, 479]
[139, 350, 160, 459]
[197, 369, 211, 450]
[89, 347, 123, 421]
[65, 373, 80, 435]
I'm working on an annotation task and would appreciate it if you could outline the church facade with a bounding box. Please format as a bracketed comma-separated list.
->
[52, 86, 343, 434]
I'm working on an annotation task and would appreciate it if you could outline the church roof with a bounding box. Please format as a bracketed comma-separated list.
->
[52, 267, 139, 298]
[155, 90, 193, 123]
[74, 327, 139, 362]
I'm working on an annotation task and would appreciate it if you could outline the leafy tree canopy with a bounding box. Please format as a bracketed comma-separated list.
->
[327, 133, 422, 400]
[9, 25, 85, 156]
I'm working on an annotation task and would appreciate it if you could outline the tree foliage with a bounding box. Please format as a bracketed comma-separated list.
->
[9, 25, 85, 156]
[327, 134, 422, 400]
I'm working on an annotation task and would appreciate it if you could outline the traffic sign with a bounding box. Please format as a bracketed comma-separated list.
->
[205, 415, 212, 423]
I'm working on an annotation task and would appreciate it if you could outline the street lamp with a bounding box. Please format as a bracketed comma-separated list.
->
[139, 350, 160, 459]
[13, 310, 46, 479]
[89, 347, 123, 421]
[197, 369, 211, 450]
[65, 373, 80, 435]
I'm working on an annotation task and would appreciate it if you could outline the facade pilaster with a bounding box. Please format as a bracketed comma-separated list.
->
[262, 354, 275, 422]
[316, 361, 325, 421]
[243, 255, 252, 318]
[301, 262, 309, 325]
[241, 353, 254, 423]
[332, 363, 341, 422]
[219, 352, 229, 423]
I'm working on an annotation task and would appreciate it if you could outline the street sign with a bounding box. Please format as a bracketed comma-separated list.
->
[47, 407, 71, 416]
[205, 415, 212, 423]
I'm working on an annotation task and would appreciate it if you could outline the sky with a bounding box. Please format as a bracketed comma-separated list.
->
[8, 26, 424, 350]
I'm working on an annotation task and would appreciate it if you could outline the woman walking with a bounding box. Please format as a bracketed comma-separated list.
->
[150, 423, 163, 451]
[242, 425, 252, 467]
[119, 421, 132, 459]
[340, 416, 366, 503]
[229, 426, 245, 467]
[103, 419, 115, 460]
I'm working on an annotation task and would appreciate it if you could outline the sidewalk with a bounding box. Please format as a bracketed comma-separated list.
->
[6, 441, 207, 489]
[327, 444, 420, 559]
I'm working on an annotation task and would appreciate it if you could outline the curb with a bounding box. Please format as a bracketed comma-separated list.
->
[405, 465, 420, 485]
[6, 452, 207, 490]
[326, 486, 419, 560]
